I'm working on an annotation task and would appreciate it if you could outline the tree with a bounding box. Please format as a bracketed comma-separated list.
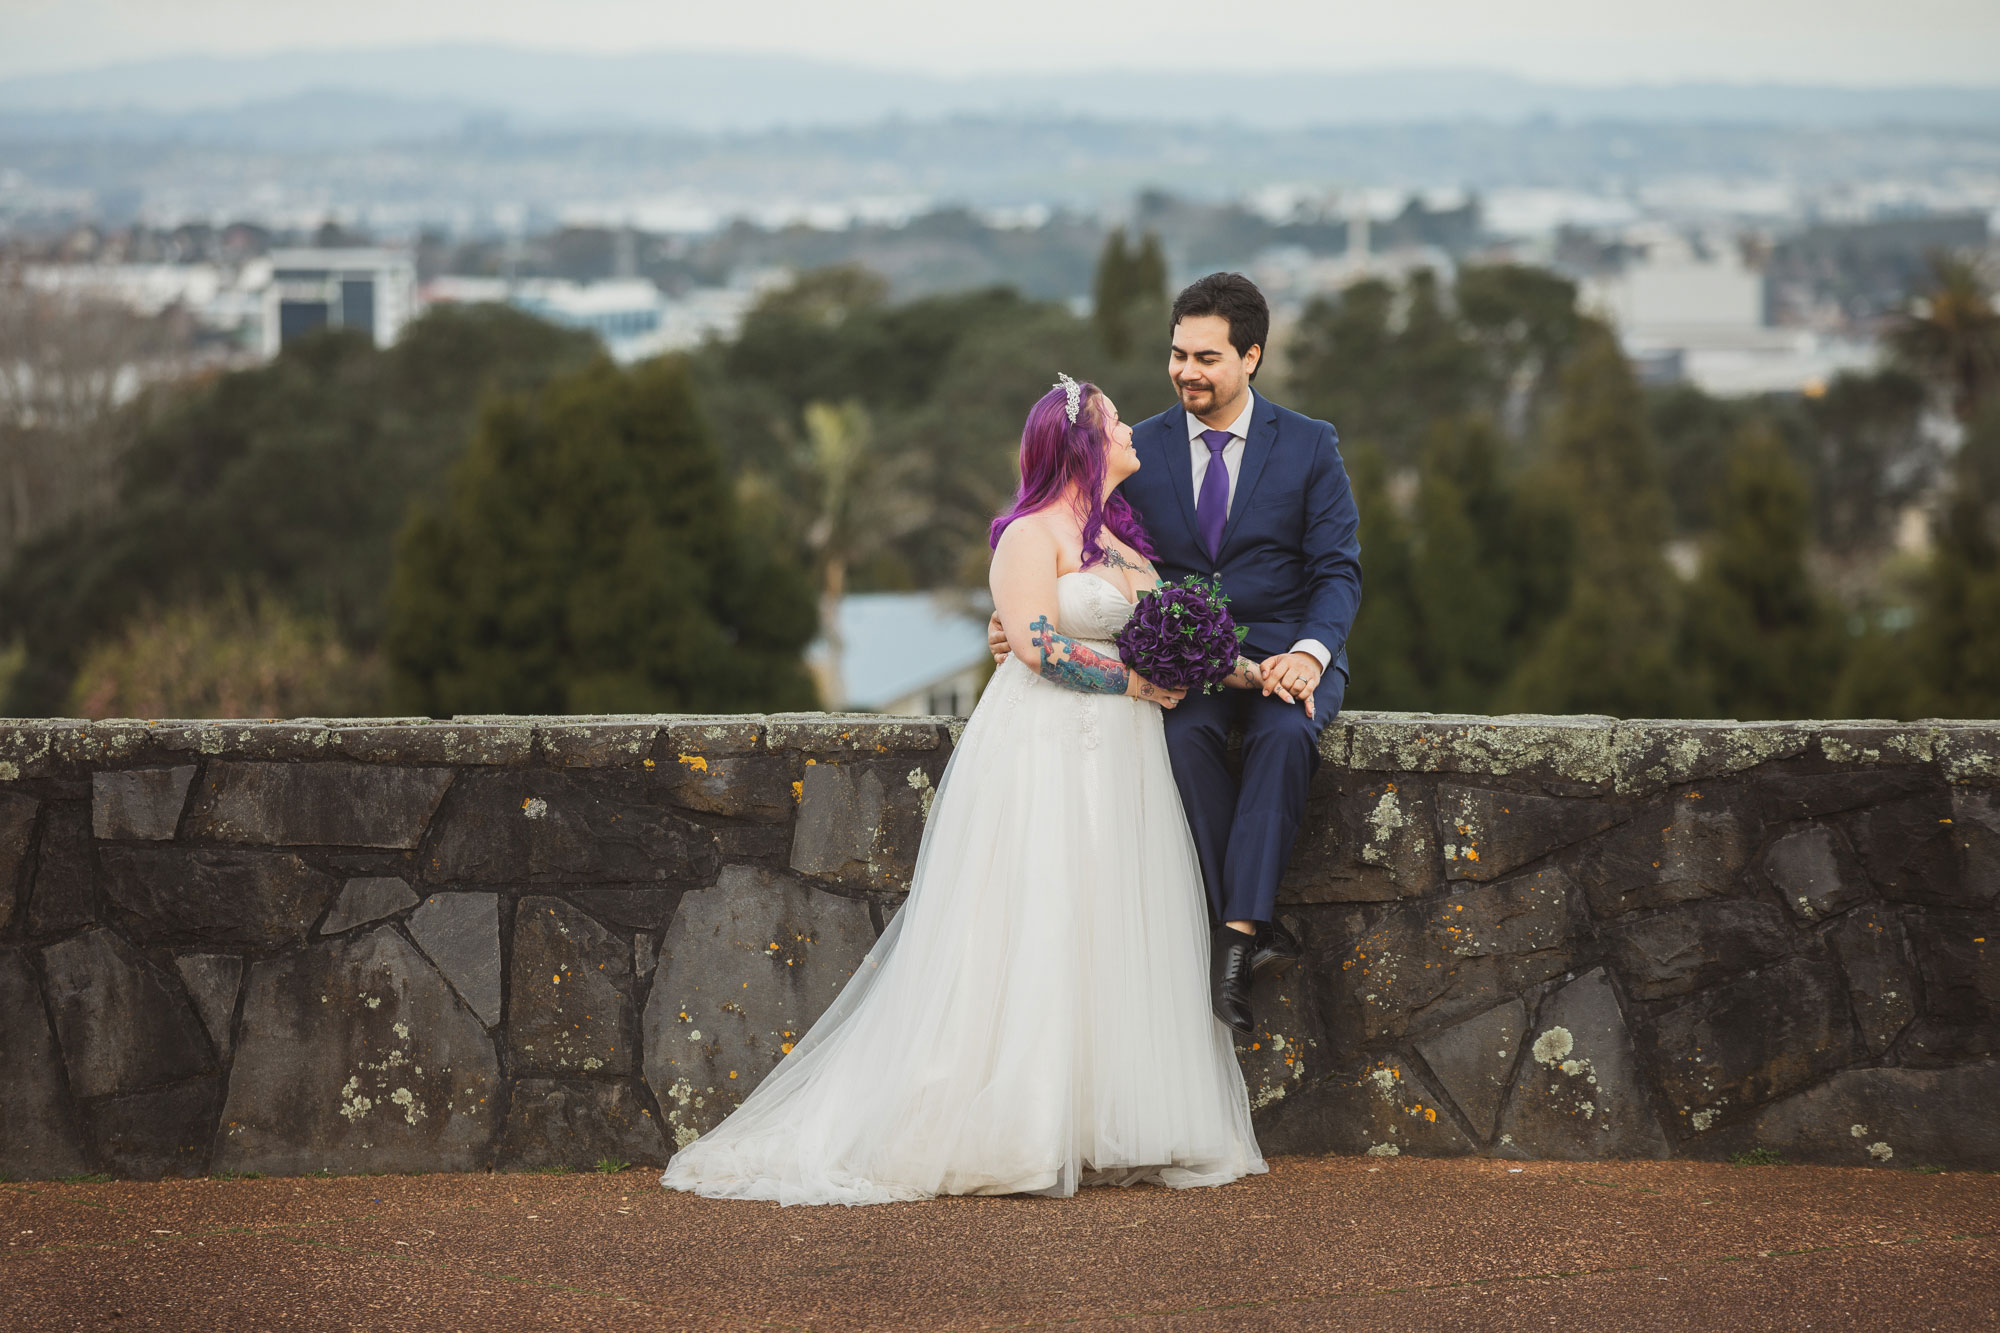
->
[747, 399, 928, 707]
[1289, 278, 1404, 461]
[1898, 406, 2000, 717]
[1797, 369, 1933, 557]
[1287, 271, 1492, 469]
[1888, 252, 2000, 422]
[384, 355, 819, 715]
[1502, 325, 1693, 718]
[1680, 422, 1843, 719]
[1455, 263, 1581, 436]
[1406, 417, 1524, 712]
[1091, 228, 1167, 359]
[66, 586, 380, 720]
[1338, 441, 1427, 711]
[0, 303, 600, 715]
[0, 276, 190, 562]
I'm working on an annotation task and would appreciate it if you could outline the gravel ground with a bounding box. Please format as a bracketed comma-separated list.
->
[3, 1155, 1996, 1331]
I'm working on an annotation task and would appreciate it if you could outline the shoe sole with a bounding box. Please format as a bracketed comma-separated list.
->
[1250, 950, 1299, 978]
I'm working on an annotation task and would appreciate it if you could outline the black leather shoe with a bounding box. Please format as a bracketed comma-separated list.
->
[1249, 918, 1302, 976]
[1211, 926, 1256, 1037]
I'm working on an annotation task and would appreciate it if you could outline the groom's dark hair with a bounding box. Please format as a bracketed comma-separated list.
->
[1171, 273, 1269, 381]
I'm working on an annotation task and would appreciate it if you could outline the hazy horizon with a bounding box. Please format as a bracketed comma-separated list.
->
[3, 0, 1998, 87]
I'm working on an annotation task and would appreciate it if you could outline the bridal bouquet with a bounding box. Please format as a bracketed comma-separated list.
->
[1114, 574, 1248, 695]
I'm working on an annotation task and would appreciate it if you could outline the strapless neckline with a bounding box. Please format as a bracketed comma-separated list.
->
[1057, 569, 1139, 607]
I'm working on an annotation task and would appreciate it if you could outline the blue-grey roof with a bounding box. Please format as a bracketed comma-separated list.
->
[808, 591, 992, 710]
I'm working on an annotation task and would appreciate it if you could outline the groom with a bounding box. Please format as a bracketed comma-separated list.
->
[999, 273, 1363, 1036]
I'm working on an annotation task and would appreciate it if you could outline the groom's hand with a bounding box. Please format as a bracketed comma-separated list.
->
[1258, 651, 1321, 718]
[988, 613, 1010, 666]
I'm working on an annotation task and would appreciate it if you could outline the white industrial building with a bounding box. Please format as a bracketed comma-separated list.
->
[260, 248, 416, 358]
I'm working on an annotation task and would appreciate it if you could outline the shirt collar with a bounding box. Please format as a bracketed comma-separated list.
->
[1186, 388, 1257, 444]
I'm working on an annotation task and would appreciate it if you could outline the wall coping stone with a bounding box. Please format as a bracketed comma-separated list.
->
[5, 712, 1990, 785]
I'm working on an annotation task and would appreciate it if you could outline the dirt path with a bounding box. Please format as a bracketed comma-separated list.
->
[3, 1155, 1996, 1331]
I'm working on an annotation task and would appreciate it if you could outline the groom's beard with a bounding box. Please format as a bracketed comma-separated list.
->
[1177, 382, 1215, 410]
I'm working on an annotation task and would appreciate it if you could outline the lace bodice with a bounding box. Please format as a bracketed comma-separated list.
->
[1055, 571, 1139, 645]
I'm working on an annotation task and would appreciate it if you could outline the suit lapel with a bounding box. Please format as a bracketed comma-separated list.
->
[1218, 394, 1278, 555]
[1157, 405, 1199, 543]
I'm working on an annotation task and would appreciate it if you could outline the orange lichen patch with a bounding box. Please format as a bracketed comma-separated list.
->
[792, 781, 804, 802]
[643, 757, 656, 769]
[728, 1071, 738, 1079]
[677, 753, 709, 774]
[781, 1042, 795, 1054]
[1424, 1107, 1438, 1122]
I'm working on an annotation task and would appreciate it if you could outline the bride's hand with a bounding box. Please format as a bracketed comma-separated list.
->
[1223, 657, 1262, 690]
[1126, 673, 1186, 710]
[987, 613, 1010, 666]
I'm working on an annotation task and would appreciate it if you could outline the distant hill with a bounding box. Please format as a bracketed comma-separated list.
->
[2, 44, 1997, 139]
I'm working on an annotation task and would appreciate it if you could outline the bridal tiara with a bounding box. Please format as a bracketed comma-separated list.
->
[1055, 372, 1081, 424]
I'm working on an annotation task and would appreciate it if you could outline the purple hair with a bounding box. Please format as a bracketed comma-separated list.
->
[988, 381, 1155, 567]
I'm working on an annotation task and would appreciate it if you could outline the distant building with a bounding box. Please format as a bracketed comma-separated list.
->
[260, 248, 415, 358]
[419, 275, 764, 363]
[808, 592, 994, 717]
[1582, 229, 1878, 396]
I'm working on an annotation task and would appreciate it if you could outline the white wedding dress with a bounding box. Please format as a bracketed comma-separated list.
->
[660, 571, 1267, 1205]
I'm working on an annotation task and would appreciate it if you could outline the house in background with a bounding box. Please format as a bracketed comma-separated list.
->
[808, 591, 994, 717]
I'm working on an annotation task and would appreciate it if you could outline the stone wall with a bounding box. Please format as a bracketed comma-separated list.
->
[0, 711, 1994, 1180]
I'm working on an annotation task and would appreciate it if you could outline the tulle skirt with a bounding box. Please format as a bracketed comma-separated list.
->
[659, 655, 1267, 1205]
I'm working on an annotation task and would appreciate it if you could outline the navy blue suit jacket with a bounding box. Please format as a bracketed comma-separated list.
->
[1119, 394, 1362, 681]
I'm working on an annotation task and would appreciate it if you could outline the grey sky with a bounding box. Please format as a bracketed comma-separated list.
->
[2, 0, 1997, 85]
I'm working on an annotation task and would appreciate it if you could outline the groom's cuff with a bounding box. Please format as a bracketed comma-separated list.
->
[1290, 638, 1332, 672]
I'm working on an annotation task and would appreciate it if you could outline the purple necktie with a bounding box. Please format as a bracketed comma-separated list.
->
[1196, 428, 1232, 563]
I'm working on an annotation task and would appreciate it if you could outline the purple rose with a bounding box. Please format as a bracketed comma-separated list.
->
[1114, 575, 1247, 694]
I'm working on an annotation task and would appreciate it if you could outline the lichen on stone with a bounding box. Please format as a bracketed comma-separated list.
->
[1531, 1026, 1574, 1065]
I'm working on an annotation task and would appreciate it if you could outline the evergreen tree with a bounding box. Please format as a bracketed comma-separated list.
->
[1288, 279, 1402, 454]
[1903, 407, 2000, 717]
[1408, 417, 1517, 712]
[1889, 253, 2000, 423]
[1090, 228, 1167, 361]
[1799, 369, 1931, 555]
[1502, 325, 1693, 718]
[385, 355, 819, 715]
[1338, 441, 1428, 711]
[1455, 263, 1581, 434]
[0, 304, 600, 714]
[1287, 272, 1489, 468]
[1093, 228, 1137, 358]
[1131, 232, 1168, 310]
[1681, 422, 1843, 719]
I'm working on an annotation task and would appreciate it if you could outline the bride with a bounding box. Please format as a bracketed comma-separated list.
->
[659, 375, 1268, 1205]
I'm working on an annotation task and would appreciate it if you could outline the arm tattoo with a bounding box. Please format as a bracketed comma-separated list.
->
[1028, 614, 1129, 694]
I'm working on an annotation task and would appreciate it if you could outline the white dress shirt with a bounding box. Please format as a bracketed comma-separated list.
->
[1186, 389, 1332, 675]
